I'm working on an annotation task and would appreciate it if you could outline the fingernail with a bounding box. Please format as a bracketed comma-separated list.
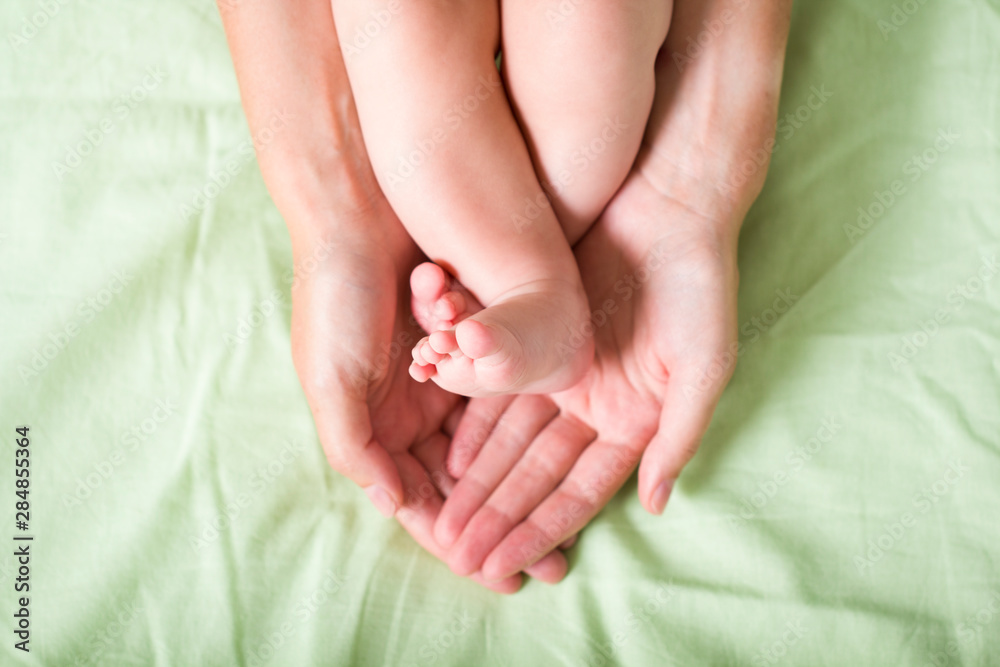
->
[650, 480, 673, 515]
[365, 485, 397, 518]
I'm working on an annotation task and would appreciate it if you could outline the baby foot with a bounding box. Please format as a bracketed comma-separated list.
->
[408, 263, 593, 397]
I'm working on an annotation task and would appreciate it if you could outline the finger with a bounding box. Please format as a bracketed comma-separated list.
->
[445, 414, 594, 577]
[479, 440, 641, 582]
[409, 361, 436, 383]
[447, 395, 516, 478]
[638, 361, 730, 515]
[523, 550, 568, 584]
[442, 399, 467, 439]
[393, 451, 524, 594]
[435, 395, 559, 549]
[309, 391, 404, 519]
[560, 534, 578, 550]
[408, 437, 569, 584]
[411, 432, 457, 498]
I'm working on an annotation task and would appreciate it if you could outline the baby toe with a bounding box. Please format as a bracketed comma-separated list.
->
[412, 337, 431, 362]
[410, 262, 449, 303]
[455, 319, 502, 360]
[409, 361, 435, 383]
[428, 329, 460, 356]
[434, 291, 467, 324]
[420, 340, 446, 364]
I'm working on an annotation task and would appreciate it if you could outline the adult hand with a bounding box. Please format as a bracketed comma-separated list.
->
[290, 199, 569, 592]
[433, 165, 741, 579]
[433, 0, 793, 581]
[218, 0, 570, 591]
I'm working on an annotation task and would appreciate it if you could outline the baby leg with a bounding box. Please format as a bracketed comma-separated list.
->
[332, 0, 593, 396]
[502, 0, 672, 244]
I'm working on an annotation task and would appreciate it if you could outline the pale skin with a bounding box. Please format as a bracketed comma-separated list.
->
[330, 0, 670, 398]
[434, 0, 794, 580]
[219, 0, 791, 590]
[217, 0, 571, 591]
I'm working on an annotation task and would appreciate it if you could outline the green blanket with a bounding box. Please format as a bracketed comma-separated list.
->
[3, 0, 998, 665]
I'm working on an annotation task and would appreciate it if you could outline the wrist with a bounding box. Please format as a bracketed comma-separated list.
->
[260, 140, 412, 260]
[634, 170, 743, 263]
[639, 70, 783, 231]
[634, 130, 770, 243]
[276, 167, 415, 277]
[261, 137, 380, 233]
[639, 0, 791, 234]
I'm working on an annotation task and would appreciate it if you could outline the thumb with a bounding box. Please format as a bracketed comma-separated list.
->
[309, 387, 404, 518]
[637, 352, 734, 515]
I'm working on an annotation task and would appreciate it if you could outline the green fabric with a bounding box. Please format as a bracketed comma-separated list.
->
[3, 0, 998, 665]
